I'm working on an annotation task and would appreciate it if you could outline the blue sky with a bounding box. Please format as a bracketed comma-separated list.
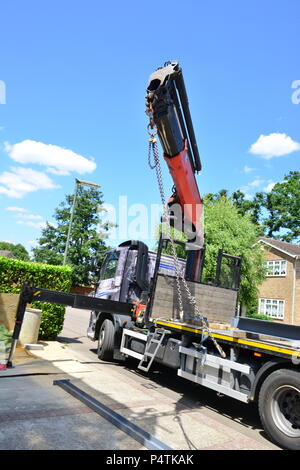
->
[0, 0, 299, 253]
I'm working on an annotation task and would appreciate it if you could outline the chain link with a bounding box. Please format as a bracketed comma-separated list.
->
[148, 134, 226, 358]
[148, 135, 185, 318]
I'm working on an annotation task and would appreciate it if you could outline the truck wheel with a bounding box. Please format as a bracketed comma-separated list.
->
[259, 369, 300, 450]
[97, 319, 115, 361]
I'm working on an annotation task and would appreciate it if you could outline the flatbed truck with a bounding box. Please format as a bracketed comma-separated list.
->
[6, 62, 300, 450]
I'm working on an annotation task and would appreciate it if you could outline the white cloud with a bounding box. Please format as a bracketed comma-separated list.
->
[0, 167, 58, 198]
[248, 178, 264, 187]
[243, 165, 255, 173]
[249, 133, 300, 159]
[28, 240, 39, 247]
[5, 140, 97, 175]
[239, 188, 253, 200]
[15, 213, 43, 220]
[5, 206, 28, 212]
[240, 178, 264, 195]
[263, 181, 276, 192]
[16, 220, 47, 229]
[6, 206, 46, 227]
[46, 167, 70, 176]
[241, 178, 276, 195]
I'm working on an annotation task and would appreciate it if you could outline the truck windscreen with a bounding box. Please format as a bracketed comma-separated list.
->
[99, 252, 120, 280]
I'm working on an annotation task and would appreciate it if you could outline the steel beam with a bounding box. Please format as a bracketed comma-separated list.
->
[53, 379, 172, 451]
[232, 316, 300, 342]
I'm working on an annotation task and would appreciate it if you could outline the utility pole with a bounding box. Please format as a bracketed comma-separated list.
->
[63, 178, 100, 265]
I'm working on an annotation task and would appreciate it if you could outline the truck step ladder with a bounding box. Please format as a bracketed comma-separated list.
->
[138, 329, 169, 372]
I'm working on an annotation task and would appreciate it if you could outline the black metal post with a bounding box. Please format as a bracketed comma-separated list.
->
[145, 232, 164, 325]
[215, 249, 223, 286]
[185, 246, 205, 282]
[235, 255, 242, 290]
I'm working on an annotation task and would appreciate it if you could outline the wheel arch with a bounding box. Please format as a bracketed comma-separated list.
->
[95, 311, 132, 340]
[251, 358, 300, 402]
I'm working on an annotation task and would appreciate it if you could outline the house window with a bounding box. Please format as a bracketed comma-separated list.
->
[259, 298, 285, 320]
[264, 260, 286, 276]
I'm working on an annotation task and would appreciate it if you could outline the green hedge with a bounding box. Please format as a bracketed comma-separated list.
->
[244, 297, 273, 321]
[0, 325, 12, 352]
[0, 257, 72, 340]
[246, 313, 273, 321]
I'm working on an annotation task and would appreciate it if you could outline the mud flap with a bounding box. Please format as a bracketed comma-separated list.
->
[112, 314, 133, 361]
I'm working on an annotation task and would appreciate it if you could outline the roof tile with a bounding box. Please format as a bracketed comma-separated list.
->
[259, 237, 300, 257]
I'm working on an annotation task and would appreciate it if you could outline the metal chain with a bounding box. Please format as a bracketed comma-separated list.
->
[148, 137, 157, 169]
[148, 134, 185, 319]
[148, 133, 226, 358]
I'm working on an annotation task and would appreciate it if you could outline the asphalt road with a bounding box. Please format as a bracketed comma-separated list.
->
[58, 306, 279, 450]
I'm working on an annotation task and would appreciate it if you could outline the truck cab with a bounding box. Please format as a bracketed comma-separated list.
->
[87, 240, 185, 341]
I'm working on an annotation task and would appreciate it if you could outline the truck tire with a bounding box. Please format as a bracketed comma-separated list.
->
[97, 319, 115, 361]
[258, 368, 300, 450]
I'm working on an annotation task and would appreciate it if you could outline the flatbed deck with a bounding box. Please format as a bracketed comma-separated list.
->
[152, 318, 300, 361]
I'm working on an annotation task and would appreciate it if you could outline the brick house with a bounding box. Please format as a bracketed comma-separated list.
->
[257, 237, 300, 325]
[0, 251, 14, 258]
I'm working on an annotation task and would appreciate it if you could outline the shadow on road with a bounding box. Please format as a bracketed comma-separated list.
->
[87, 346, 264, 433]
[58, 336, 84, 344]
[57, 307, 278, 450]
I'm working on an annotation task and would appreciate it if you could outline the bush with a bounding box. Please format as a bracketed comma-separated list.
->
[246, 313, 273, 321]
[0, 325, 12, 352]
[244, 296, 273, 321]
[0, 257, 72, 340]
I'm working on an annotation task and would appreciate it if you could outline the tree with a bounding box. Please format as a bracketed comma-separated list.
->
[204, 189, 229, 204]
[205, 189, 265, 227]
[0, 241, 30, 261]
[264, 171, 300, 243]
[156, 196, 266, 309]
[232, 190, 265, 227]
[203, 196, 266, 308]
[32, 186, 113, 285]
[206, 171, 300, 243]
